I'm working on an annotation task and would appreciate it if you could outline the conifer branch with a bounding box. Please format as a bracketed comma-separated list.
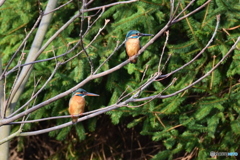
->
[6, 0, 58, 121]
[93, 40, 125, 74]
[5, 8, 108, 75]
[1, 2, 236, 150]
[79, 0, 94, 74]
[133, 36, 240, 101]
[61, 19, 110, 65]
[1, 1, 239, 159]
[172, 0, 196, 21]
[83, 7, 105, 37]
[0, 14, 42, 80]
[43, 0, 73, 15]
[158, 14, 220, 79]
[5, 12, 80, 76]
[10, 75, 178, 136]
[0, 1, 217, 126]
[3, 1, 138, 77]
[173, 0, 212, 23]
[8, 63, 60, 118]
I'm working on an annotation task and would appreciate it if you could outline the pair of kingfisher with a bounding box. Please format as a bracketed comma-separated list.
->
[68, 30, 152, 123]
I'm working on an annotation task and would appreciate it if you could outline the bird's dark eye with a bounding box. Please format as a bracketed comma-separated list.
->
[136, 33, 139, 36]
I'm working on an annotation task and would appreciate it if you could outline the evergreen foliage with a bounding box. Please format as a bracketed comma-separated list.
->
[1, 0, 240, 159]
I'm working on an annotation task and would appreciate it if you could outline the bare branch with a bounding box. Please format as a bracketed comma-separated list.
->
[79, 0, 94, 74]
[6, 0, 58, 110]
[43, 0, 73, 15]
[94, 40, 124, 74]
[172, 0, 196, 21]
[0, 0, 6, 7]
[158, 30, 169, 72]
[158, 14, 221, 79]
[1, 2, 232, 148]
[134, 36, 240, 101]
[1, 8, 218, 125]
[173, 0, 212, 23]
[0, 14, 42, 80]
[8, 63, 60, 117]
[61, 19, 110, 65]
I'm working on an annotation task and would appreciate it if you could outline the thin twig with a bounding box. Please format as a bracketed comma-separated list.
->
[172, 0, 196, 22]
[136, 41, 240, 101]
[8, 63, 60, 117]
[43, 0, 73, 15]
[173, 0, 212, 23]
[128, 78, 177, 108]
[0, 15, 42, 80]
[158, 30, 169, 72]
[0, 2, 218, 126]
[83, 7, 105, 37]
[61, 19, 110, 64]
[79, 0, 94, 74]
[94, 40, 124, 74]
[159, 14, 220, 79]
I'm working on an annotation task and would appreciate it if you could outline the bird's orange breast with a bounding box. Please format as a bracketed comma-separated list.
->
[68, 95, 85, 116]
[125, 38, 140, 57]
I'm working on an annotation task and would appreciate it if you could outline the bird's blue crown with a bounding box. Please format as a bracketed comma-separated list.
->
[72, 88, 86, 97]
[125, 30, 140, 39]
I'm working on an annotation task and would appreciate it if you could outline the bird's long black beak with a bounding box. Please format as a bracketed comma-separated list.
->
[85, 92, 99, 96]
[139, 33, 153, 37]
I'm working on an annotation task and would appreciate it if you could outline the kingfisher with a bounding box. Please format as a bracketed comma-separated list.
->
[68, 88, 99, 123]
[125, 30, 153, 63]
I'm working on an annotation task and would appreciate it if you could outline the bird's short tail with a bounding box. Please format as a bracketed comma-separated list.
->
[130, 58, 137, 63]
[71, 116, 78, 124]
